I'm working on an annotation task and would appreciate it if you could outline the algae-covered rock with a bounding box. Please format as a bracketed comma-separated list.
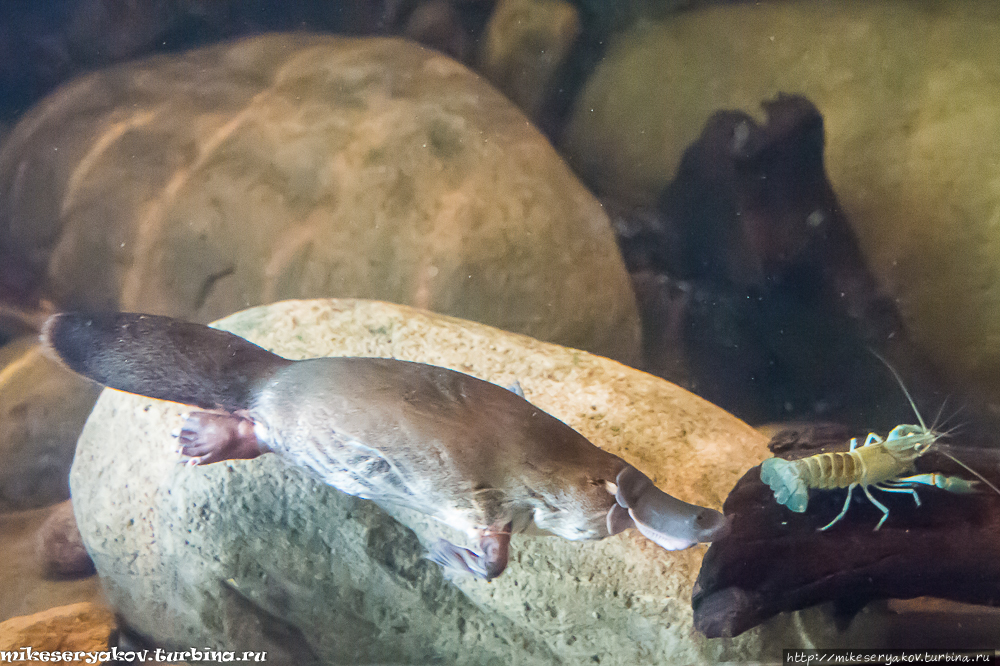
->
[0, 32, 639, 365]
[70, 298, 770, 664]
[564, 0, 1000, 398]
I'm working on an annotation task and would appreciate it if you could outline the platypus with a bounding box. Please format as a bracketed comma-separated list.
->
[43, 312, 726, 580]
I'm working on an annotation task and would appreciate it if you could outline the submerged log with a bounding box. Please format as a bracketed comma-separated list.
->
[693, 426, 1000, 638]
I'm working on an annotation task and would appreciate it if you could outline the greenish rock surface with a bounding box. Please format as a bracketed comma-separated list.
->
[479, 0, 581, 123]
[70, 298, 772, 664]
[0, 32, 639, 365]
[564, 0, 1000, 399]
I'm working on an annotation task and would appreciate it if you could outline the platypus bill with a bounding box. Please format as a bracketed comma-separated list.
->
[43, 312, 727, 580]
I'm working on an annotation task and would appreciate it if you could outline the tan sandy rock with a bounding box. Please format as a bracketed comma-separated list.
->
[0, 602, 112, 653]
[0, 32, 639, 365]
[70, 298, 771, 664]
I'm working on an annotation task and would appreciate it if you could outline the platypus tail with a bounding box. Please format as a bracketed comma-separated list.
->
[41, 312, 290, 411]
[759, 457, 809, 513]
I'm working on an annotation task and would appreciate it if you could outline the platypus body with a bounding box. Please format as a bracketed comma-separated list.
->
[44, 312, 726, 580]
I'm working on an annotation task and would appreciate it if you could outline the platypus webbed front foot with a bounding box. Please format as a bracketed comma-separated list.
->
[614, 466, 728, 550]
[175, 411, 263, 465]
[426, 524, 512, 581]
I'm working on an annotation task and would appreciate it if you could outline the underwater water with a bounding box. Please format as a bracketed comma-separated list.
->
[1, 0, 1000, 663]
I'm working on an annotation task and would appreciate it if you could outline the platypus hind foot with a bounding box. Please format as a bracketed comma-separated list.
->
[426, 524, 512, 581]
[614, 466, 729, 550]
[175, 411, 264, 465]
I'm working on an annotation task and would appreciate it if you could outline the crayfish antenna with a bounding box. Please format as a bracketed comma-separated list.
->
[870, 351, 999, 497]
[870, 349, 929, 433]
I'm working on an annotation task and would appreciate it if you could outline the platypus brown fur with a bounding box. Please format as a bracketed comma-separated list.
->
[43, 312, 727, 580]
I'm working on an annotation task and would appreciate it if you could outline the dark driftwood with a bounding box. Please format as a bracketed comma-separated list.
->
[692, 427, 1000, 638]
[614, 93, 938, 426]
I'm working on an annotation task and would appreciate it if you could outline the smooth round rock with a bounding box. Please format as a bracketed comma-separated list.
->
[36, 500, 95, 579]
[0, 32, 639, 365]
[70, 298, 771, 664]
[479, 0, 581, 122]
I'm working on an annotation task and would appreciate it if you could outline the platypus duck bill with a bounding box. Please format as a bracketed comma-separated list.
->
[610, 466, 729, 549]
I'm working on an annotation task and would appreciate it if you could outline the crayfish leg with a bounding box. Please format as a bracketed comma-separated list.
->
[818, 483, 857, 531]
[862, 485, 891, 530]
[874, 483, 921, 506]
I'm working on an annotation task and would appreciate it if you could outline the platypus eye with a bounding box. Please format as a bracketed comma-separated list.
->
[588, 478, 617, 495]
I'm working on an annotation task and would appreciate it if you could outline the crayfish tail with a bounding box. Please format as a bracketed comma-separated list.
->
[760, 458, 809, 513]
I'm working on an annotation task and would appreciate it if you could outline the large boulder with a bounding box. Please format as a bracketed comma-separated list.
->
[0, 32, 639, 365]
[564, 0, 1000, 399]
[70, 298, 770, 664]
